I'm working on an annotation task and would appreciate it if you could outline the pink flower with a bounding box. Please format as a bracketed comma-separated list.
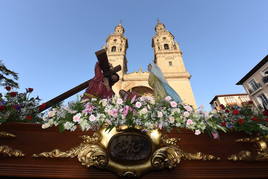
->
[135, 102, 142, 108]
[170, 101, 177, 108]
[212, 131, 219, 139]
[117, 98, 123, 105]
[186, 119, 193, 125]
[109, 109, 118, 118]
[194, 130, 201, 135]
[131, 95, 137, 104]
[184, 105, 193, 112]
[82, 103, 94, 114]
[165, 96, 172, 101]
[73, 113, 81, 122]
[122, 105, 132, 117]
[158, 122, 163, 129]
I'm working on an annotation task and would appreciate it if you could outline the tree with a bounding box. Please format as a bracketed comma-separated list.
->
[0, 60, 19, 88]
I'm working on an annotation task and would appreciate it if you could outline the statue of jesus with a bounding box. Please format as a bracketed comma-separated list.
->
[83, 49, 121, 99]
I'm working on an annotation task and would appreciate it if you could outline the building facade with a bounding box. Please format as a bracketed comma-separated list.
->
[104, 22, 196, 108]
[210, 94, 251, 111]
[237, 55, 268, 109]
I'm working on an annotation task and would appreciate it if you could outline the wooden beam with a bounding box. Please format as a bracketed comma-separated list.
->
[38, 80, 90, 112]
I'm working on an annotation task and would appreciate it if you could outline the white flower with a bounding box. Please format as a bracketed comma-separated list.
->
[169, 116, 175, 123]
[139, 96, 145, 101]
[135, 102, 142, 108]
[117, 98, 123, 105]
[91, 98, 97, 101]
[157, 111, 163, 118]
[79, 119, 90, 131]
[48, 110, 56, 118]
[41, 123, 51, 129]
[170, 101, 177, 108]
[147, 97, 155, 104]
[165, 96, 172, 101]
[73, 113, 81, 122]
[70, 125, 77, 131]
[140, 108, 148, 115]
[64, 122, 74, 130]
[100, 99, 108, 106]
[183, 111, 190, 117]
[89, 114, 96, 122]
[194, 129, 201, 135]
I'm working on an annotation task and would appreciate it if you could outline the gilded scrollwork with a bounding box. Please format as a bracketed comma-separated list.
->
[182, 152, 221, 161]
[0, 131, 16, 138]
[0, 145, 25, 157]
[228, 150, 252, 161]
[78, 144, 108, 168]
[160, 135, 178, 145]
[33, 132, 107, 168]
[152, 146, 183, 169]
[228, 135, 268, 161]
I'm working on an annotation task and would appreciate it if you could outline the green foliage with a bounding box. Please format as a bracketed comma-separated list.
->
[0, 60, 19, 88]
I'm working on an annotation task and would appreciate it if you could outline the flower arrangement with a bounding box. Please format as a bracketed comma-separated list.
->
[0, 86, 42, 124]
[210, 104, 268, 135]
[41, 95, 226, 136]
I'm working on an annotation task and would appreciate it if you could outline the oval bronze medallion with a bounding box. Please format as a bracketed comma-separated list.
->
[108, 132, 152, 163]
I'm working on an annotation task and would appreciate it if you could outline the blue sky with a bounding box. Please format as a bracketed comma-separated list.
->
[0, 0, 267, 111]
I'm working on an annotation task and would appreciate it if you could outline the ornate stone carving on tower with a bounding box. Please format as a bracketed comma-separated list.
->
[105, 22, 196, 108]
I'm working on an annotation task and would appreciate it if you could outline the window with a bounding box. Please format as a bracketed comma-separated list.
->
[163, 37, 166, 40]
[258, 93, 268, 108]
[111, 46, 116, 52]
[169, 61, 172, 66]
[164, 44, 169, 50]
[248, 79, 261, 91]
[261, 68, 268, 83]
[113, 39, 117, 42]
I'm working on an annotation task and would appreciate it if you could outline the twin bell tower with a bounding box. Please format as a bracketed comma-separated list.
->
[103, 22, 196, 107]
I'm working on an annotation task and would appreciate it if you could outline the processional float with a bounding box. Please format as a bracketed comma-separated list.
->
[1, 50, 268, 178]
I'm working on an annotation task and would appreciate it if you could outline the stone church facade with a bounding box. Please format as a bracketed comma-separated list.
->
[104, 22, 196, 108]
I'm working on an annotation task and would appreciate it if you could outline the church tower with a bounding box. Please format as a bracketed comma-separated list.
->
[105, 24, 128, 94]
[152, 21, 196, 107]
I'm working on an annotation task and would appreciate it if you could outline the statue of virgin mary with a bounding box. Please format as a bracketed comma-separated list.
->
[148, 63, 182, 103]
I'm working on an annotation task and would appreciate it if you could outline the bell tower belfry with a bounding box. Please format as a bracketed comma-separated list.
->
[152, 21, 196, 107]
[105, 24, 128, 94]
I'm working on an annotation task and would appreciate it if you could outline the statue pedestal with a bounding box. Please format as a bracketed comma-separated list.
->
[0, 122, 268, 178]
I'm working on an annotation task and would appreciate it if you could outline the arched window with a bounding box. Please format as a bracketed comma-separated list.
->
[164, 44, 169, 50]
[169, 61, 172, 66]
[111, 46, 116, 52]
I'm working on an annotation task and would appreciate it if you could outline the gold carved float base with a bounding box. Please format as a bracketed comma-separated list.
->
[33, 127, 219, 177]
[228, 135, 268, 161]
